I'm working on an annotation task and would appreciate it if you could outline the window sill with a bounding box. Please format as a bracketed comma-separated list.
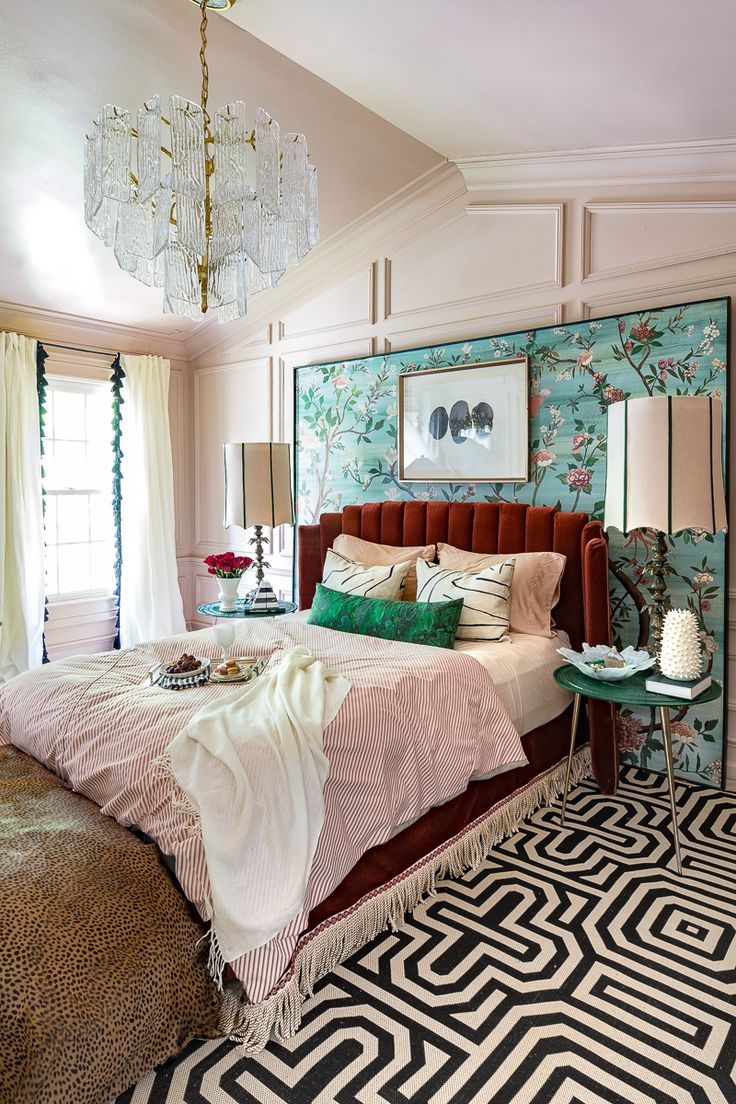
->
[47, 590, 116, 606]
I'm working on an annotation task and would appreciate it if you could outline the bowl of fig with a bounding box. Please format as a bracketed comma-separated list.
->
[164, 653, 208, 678]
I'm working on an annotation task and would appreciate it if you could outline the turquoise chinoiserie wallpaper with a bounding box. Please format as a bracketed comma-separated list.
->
[295, 298, 730, 787]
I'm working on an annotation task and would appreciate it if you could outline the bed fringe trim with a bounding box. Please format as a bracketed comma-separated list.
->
[216, 745, 592, 1051]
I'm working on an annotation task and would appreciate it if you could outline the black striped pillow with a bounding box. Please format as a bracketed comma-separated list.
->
[321, 548, 412, 600]
[415, 558, 516, 641]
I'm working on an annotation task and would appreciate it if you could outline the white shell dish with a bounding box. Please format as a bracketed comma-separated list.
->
[556, 643, 656, 682]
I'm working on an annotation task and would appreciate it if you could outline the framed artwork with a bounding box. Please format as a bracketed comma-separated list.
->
[398, 357, 528, 482]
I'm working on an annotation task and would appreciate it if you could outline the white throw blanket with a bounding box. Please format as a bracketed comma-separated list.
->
[167, 646, 350, 970]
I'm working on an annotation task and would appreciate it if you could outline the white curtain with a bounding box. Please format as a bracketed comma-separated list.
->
[0, 332, 45, 680]
[119, 354, 185, 646]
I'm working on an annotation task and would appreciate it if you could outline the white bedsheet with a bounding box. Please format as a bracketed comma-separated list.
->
[285, 611, 571, 736]
[454, 630, 572, 734]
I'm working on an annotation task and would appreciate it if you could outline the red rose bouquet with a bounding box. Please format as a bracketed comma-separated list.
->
[203, 551, 253, 579]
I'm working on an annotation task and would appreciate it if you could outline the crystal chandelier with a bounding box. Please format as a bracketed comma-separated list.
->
[83, 0, 319, 323]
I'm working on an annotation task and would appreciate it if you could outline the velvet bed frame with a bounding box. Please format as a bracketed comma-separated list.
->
[297, 500, 616, 929]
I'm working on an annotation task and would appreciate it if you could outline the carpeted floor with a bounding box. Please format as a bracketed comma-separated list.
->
[116, 767, 736, 1103]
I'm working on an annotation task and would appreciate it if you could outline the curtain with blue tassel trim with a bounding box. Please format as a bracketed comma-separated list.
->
[111, 354, 125, 650]
[36, 343, 50, 664]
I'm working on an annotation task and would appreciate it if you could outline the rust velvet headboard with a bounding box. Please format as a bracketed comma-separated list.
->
[297, 500, 617, 793]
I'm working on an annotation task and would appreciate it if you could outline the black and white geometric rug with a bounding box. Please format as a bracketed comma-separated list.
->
[117, 768, 736, 1104]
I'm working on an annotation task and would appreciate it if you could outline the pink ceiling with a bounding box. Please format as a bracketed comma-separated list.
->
[226, 0, 736, 159]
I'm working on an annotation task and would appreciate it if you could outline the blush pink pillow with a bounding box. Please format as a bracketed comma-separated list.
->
[332, 534, 436, 601]
[437, 543, 566, 637]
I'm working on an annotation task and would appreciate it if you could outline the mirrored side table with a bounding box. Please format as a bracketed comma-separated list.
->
[196, 599, 298, 623]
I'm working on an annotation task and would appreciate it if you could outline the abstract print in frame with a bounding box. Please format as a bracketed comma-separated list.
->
[294, 298, 730, 787]
[398, 357, 528, 482]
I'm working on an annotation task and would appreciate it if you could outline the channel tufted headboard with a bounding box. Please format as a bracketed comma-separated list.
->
[297, 500, 617, 792]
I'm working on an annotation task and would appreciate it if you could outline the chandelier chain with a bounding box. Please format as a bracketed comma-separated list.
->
[199, 0, 211, 135]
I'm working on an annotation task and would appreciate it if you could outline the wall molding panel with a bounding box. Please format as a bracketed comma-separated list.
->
[193, 358, 272, 553]
[384, 303, 563, 355]
[384, 203, 563, 324]
[581, 275, 736, 320]
[582, 201, 736, 282]
[280, 265, 376, 345]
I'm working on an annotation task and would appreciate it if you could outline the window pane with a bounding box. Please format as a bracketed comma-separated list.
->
[90, 494, 113, 541]
[87, 444, 114, 489]
[46, 441, 86, 490]
[57, 544, 92, 594]
[44, 389, 55, 442]
[89, 542, 114, 591]
[52, 389, 86, 440]
[45, 546, 58, 596]
[43, 440, 55, 485]
[57, 494, 90, 544]
[87, 391, 113, 442]
[44, 495, 57, 543]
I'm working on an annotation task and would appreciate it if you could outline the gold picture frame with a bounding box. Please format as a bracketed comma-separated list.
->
[398, 357, 529, 483]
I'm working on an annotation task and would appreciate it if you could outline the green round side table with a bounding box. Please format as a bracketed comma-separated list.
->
[553, 665, 722, 875]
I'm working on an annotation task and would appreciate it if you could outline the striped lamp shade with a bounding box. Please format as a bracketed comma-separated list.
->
[223, 442, 294, 529]
[604, 395, 727, 535]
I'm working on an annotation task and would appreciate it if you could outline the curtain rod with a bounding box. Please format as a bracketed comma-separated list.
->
[39, 340, 117, 359]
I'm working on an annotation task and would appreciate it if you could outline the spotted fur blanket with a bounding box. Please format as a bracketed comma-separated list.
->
[0, 745, 221, 1104]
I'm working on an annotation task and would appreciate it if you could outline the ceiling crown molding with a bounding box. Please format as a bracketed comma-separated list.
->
[454, 137, 736, 191]
[0, 299, 190, 361]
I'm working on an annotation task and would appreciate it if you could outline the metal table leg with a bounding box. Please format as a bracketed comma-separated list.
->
[561, 693, 582, 826]
[660, 705, 683, 875]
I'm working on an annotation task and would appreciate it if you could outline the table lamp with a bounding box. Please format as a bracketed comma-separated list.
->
[604, 395, 727, 655]
[223, 441, 294, 611]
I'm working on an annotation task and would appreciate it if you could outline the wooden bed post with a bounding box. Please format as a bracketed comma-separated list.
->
[582, 527, 618, 795]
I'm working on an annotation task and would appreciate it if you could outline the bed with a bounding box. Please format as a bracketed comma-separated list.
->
[0, 500, 614, 1104]
[297, 501, 615, 917]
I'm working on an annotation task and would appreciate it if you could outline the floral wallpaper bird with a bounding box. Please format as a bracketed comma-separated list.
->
[295, 298, 729, 786]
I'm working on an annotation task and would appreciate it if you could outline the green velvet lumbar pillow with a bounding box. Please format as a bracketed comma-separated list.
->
[308, 584, 464, 649]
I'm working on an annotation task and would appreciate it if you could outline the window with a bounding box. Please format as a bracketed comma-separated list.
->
[44, 378, 115, 600]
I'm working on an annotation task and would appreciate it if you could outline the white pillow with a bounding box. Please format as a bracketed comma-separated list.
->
[415, 558, 516, 642]
[321, 548, 411, 600]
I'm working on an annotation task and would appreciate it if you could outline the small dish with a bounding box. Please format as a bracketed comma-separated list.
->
[556, 643, 655, 682]
[210, 656, 263, 683]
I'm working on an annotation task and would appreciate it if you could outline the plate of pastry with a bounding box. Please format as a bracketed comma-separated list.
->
[210, 656, 266, 682]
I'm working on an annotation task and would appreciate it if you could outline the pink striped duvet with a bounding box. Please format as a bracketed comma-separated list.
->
[0, 620, 525, 1002]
